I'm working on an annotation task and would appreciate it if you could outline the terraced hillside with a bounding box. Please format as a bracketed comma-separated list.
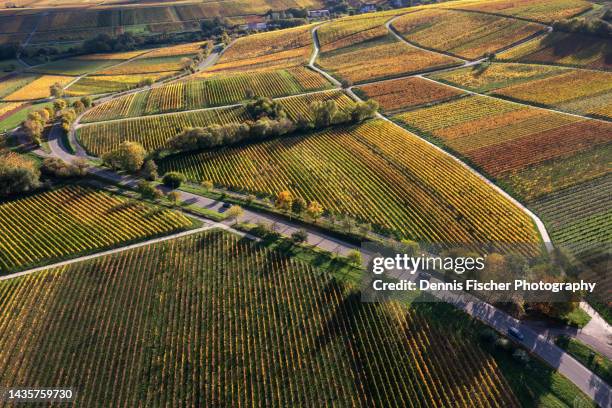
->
[159, 119, 540, 251]
[78, 90, 355, 154]
[0, 229, 521, 407]
[0, 185, 193, 273]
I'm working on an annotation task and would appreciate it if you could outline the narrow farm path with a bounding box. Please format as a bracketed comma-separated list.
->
[13, 18, 609, 405]
[311, 24, 611, 406]
[307, 25, 554, 252]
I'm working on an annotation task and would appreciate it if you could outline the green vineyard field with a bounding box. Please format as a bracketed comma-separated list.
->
[0, 230, 520, 407]
[80, 67, 332, 123]
[159, 120, 540, 250]
[0, 185, 193, 273]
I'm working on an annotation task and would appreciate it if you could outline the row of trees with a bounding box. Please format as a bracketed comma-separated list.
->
[553, 17, 611, 38]
[21, 97, 91, 145]
[0, 152, 90, 198]
[165, 97, 378, 154]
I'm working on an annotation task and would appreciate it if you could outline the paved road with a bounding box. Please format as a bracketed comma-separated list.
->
[48, 125, 358, 257]
[16, 18, 611, 406]
[310, 23, 555, 253]
[393, 270, 612, 408]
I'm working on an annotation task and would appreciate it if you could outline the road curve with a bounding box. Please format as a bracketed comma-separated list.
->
[311, 23, 611, 406]
[17, 22, 610, 406]
[309, 24, 554, 252]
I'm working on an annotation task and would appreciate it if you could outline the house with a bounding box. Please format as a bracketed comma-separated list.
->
[241, 16, 268, 31]
[307, 9, 330, 18]
[360, 3, 377, 13]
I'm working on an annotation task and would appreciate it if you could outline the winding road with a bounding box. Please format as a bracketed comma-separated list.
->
[8, 9, 611, 407]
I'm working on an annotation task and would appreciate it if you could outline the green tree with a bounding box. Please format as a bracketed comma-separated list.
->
[162, 171, 186, 189]
[291, 197, 307, 215]
[137, 180, 162, 200]
[80, 96, 92, 108]
[347, 250, 362, 265]
[141, 159, 158, 181]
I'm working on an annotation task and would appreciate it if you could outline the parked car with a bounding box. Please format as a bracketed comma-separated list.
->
[508, 327, 524, 341]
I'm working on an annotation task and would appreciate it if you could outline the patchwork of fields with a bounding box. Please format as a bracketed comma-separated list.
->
[78, 90, 354, 154]
[0, 0, 323, 44]
[0, 230, 523, 407]
[159, 120, 540, 250]
[391, 9, 545, 60]
[204, 25, 316, 75]
[315, 15, 462, 84]
[444, 0, 592, 23]
[395, 94, 611, 262]
[0, 0, 609, 404]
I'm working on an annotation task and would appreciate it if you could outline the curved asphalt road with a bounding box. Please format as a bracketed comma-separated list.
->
[12, 14, 611, 406]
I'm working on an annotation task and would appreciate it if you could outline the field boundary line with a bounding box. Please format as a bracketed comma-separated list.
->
[310, 23, 554, 252]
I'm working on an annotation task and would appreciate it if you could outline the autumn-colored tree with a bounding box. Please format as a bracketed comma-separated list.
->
[275, 190, 293, 212]
[201, 180, 214, 192]
[226, 205, 244, 225]
[50, 82, 64, 98]
[102, 141, 146, 173]
[166, 191, 181, 205]
[306, 201, 323, 223]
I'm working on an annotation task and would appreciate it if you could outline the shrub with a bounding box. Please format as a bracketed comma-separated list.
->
[162, 172, 185, 189]
[41, 157, 88, 178]
[137, 180, 161, 200]
[291, 229, 308, 244]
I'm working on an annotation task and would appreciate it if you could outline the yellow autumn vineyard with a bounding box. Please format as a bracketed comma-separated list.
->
[0, 185, 193, 273]
[0, 230, 521, 407]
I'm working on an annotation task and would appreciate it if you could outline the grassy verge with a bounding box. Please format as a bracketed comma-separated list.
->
[560, 307, 592, 328]
[236, 222, 363, 284]
[0, 102, 54, 132]
[556, 335, 611, 385]
[414, 302, 596, 407]
[179, 182, 377, 245]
